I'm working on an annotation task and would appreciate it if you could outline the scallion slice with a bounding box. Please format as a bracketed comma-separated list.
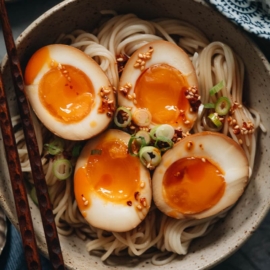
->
[204, 103, 215, 109]
[44, 137, 64, 155]
[155, 136, 174, 152]
[155, 124, 175, 140]
[135, 130, 151, 145]
[114, 106, 132, 128]
[208, 113, 222, 127]
[132, 108, 152, 127]
[128, 136, 146, 156]
[149, 125, 160, 140]
[30, 186, 38, 206]
[90, 149, 102, 155]
[215, 97, 231, 116]
[52, 159, 72, 180]
[139, 146, 161, 168]
[209, 80, 225, 96]
[72, 143, 83, 158]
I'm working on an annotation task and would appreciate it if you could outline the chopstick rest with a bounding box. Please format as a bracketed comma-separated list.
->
[0, 0, 65, 269]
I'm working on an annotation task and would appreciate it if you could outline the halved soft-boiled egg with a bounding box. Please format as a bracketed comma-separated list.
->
[74, 129, 152, 232]
[118, 40, 199, 131]
[24, 44, 115, 140]
[152, 132, 249, 219]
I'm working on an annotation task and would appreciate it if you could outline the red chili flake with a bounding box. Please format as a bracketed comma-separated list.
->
[127, 201, 132, 206]
[134, 192, 140, 201]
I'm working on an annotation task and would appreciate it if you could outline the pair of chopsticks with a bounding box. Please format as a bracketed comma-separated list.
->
[0, 1, 65, 269]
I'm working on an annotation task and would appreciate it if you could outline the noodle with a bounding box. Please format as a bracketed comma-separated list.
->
[12, 12, 265, 266]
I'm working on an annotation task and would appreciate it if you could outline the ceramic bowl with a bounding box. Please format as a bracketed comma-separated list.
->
[0, 0, 270, 269]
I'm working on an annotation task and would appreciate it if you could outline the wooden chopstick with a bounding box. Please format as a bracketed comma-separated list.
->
[0, 67, 42, 270]
[0, 1, 65, 269]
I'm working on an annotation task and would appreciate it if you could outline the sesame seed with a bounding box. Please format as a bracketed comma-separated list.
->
[184, 120, 190, 125]
[138, 53, 143, 58]
[134, 63, 140, 68]
[117, 57, 124, 62]
[239, 139, 243, 144]
[103, 89, 111, 94]
[133, 99, 137, 105]
[140, 181, 145, 188]
[201, 158, 206, 162]
[140, 198, 147, 207]
[140, 65, 145, 71]
[137, 205, 142, 210]
[84, 200, 89, 206]
[127, 94, 133, 100]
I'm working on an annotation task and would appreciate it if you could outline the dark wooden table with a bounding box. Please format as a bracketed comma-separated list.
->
[0, 1, 269, 269]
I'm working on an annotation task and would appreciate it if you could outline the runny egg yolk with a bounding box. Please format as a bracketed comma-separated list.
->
[75, 138, 141, 210]
[163, 157, 226, 215]
[134, 64, 190, 125]
[24, 46, 95, 123]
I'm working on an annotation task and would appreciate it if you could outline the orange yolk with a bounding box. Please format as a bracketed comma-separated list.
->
[74, 138, 141, 211]
[24, 46, 95, 123]
[134, 64, 190, 126]
[163, 157, 226, 215]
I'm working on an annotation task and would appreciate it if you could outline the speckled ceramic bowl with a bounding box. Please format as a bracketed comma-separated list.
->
[0, 0, 270, 269]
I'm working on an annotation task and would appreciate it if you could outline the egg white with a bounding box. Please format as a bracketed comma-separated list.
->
[118, 40, 199, 131]
[152, 131, 250, 219]
[74, 129, 152, 232]
[24, 44, 115, 140]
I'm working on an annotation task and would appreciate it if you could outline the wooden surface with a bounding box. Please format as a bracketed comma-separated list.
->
[0, 1, 269, 269]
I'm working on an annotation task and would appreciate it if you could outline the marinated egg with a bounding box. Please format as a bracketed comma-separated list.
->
[118, 40, 199, 131]
[24, 44, 115, 140]
[74, 129, 152, 232]
[152, 132, 249, 219]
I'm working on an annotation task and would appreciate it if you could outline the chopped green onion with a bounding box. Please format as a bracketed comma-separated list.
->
[30, 186, 38, 206]
[44, 137, 64, 155]
[204, 103, 215, 109]
[215, 97, 231, 116]
[72, 143, 83, 158]
[136, 130, 151, 145]
[91, 149, 102, 155]
[149, 125, 160, 140]
[208, 113, 222, 127]
[155, 124, 175, 140]
[132, 108, 152, 126]
[155, 136, 174, 152]
[139, 146, 161, 168]
[128, 136, 146, 156]
[209, 80, 225, 96]
[53, 159, 72, 180]
[114, 106, 132, 128]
